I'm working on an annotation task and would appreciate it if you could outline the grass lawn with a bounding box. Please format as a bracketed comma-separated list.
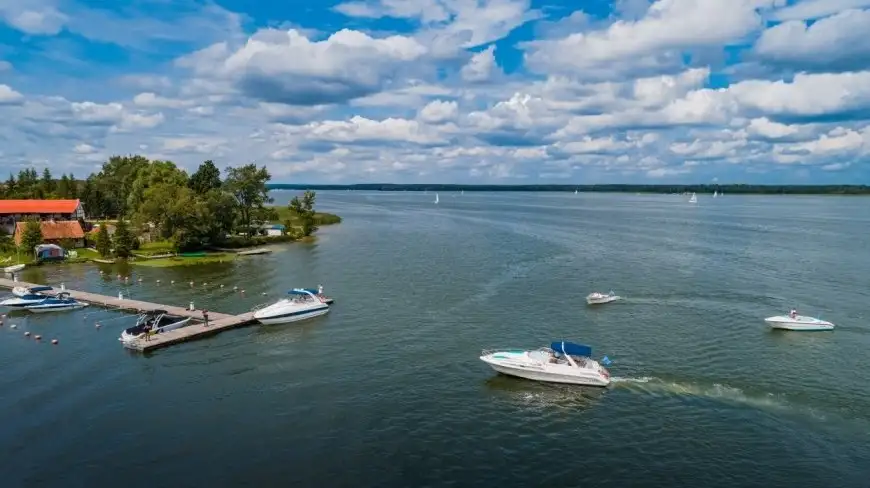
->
[132, 253, 237, 268]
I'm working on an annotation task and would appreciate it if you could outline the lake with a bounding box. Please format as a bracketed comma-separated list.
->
[2, 191, 869, 488]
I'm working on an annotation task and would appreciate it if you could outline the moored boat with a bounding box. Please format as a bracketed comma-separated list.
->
[1, 286, 54, 308]
[480, 341, 612, 387]
[119, 310, 192, 344]
[22, 292, 88, 313]
[253, 288, 330, 325]
[586, 291, 620, 305]
[3, 264, 25, 274]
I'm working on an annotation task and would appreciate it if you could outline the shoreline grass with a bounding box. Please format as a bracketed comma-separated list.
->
[131, 253, 237, 268]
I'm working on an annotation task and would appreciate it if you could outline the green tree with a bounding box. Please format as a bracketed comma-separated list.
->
[57, 174, 71, 198]
[68, 173, 79, 199]
[113, 217, 134, 258]
[289, 190, 317, 237]
[95, 222, 112, 257]
[20, 219, 43, 253]
[127, 160, 189, 213]
[4, 173, 15, 197]
[41, 168, 55, 196]
[224, 164, 273, 235]
[188, 160, 222, 194]
[94, 155, 150, 216]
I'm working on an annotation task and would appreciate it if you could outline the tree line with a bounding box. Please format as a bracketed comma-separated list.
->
[268, 183, 870, 195]
[2, 156, 321, 255]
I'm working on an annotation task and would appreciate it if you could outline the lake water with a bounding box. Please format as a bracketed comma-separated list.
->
[2, 191, 869, 488]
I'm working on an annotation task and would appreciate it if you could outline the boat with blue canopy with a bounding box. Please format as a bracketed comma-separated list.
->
[22, 292, 88, 313]
[254, 288, 331, 325]
[1, 286, 54, 308]
[480, 340, 612, 386]
[297, 285, 334, 304]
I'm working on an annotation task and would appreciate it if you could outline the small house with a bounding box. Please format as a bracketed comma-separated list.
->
[263, 224, 285, 236]
[14, 220, 86, 248]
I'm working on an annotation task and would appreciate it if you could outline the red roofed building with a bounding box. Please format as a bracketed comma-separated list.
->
[0, 199, 85, 235]
[14, 220, 86, 248]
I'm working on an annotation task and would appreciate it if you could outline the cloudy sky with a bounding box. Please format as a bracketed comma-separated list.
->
[1, 0, 869, 184]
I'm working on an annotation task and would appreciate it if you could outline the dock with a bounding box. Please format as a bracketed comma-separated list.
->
[0, 278, 257, 352]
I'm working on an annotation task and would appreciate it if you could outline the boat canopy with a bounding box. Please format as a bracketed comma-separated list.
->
[551, 341, 592, 357]
[288, 288, 316, 295]
[28, 286, 53, 293]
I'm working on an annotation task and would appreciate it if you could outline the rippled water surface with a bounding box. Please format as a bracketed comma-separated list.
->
[2, 191, 870, 488]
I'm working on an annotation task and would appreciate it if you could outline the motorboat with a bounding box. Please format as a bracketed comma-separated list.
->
[3, 264, 25, 274]
[1, 285, 54, 308]
[253, 288, 330, 325]
[765, 313, 834, 331]
[480, 341, 612, 387]
[22, 292, 88, 313]
[586, 291, 620, 305]
[119, 310, 192, 343]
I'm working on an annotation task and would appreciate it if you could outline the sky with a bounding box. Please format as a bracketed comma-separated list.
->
[1, 0, 870, 184]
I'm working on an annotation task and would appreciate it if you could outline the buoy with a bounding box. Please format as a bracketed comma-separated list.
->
[261, 292, 267, 296]
[233, 286, 238, 291]
[117, 274, 122, 279]
[241, 290, 245, 294]
[156, 280, 161, 284]
[203, 282, 208, 286]
[95, 323, 101, 329]
[171, 280, 175, 284]
[52, 339, 58, 345]
[189, 281, 194, 287]
[24, 331, 30, 337]
[138, 278, 143, 282]
[34, 335, 41, 340]
[10, 324, 17, 329]
[220, 284, 224, 288]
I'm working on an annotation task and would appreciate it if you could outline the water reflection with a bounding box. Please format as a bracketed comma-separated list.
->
[483, 374, 608, 411]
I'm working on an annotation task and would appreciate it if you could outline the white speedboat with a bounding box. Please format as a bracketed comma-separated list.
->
[586, 291, 620, 305]
[480, 341, 612, 387]
[765, 313, 834, 331]
[1, 285, 54, 308]
[3, 264, 25, 274]
[22, 292, 88, 313]
[253, 288, 330, 325]
[119, 310, 192, 343]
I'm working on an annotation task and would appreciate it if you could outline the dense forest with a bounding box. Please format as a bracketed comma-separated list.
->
[267, 183, 870, 195]
[1, 156, 322, 251]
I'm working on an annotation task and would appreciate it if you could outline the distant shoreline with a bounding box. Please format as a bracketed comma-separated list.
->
[268, 184, 870, 195]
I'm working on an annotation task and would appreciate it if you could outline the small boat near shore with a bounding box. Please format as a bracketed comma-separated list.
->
[238, 248, 272, 256]
[586, 291, 620, 305]
[253, 288, 330, 325]
[22, 292, 88, 313]
[480, 341, 612, 387]
[119, 310, 192, 344]
[765, 312, 834, 331]
[3, 264, 25, 274]
[92, 258, 116, 264]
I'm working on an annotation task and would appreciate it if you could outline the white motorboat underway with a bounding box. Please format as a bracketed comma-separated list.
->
[23, 292, 88, 313]
[253, 288, 330, 325]
[119, 310, 192, 344]
[586, 291, 620, 305]
[1, 285, 53, 308]
[480, 341, 612, 387]
[765, 312, 834, 331]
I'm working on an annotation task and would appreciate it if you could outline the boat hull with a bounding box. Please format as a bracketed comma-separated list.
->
[26, 303, 88, 313]
[255, 306, 330, 325]
[119, 317, 192, 343]
[3, 264, 25, 274]
[480, 355, 610, 387]
[765, 316, 834, 331]
[586, 296, 620, 305]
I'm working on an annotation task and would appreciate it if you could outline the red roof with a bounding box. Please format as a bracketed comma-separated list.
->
[0, 199, 81, 214]
[14, 221, 85, 246]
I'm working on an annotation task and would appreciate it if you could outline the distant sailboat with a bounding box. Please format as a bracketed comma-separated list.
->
[461, 190, 464, 195]
[689, 192, 698, 204]
[713, 190, 718, 198]
[574, 189, 578, 195]
[435, 193, 440, 204]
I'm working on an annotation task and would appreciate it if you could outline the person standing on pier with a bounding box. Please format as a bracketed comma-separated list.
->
[203, 309, 209, 327]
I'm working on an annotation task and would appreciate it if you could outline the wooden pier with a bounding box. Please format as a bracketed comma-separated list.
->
[0, 278, 257, 352]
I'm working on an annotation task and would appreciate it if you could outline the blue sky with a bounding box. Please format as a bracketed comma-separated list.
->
[1, 0, 870, 184]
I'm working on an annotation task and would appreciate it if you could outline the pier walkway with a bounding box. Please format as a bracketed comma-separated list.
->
[0, 278, 257, 352]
